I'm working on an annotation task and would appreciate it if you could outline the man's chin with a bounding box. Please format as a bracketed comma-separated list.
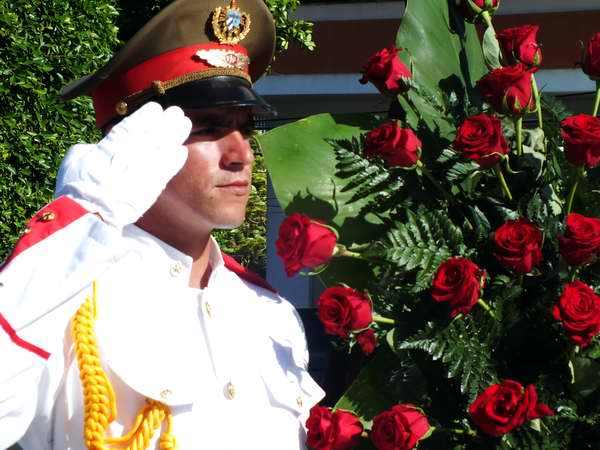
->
[213, 215, 246, 230]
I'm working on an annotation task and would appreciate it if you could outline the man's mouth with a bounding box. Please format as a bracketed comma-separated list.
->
[217, 180, 250, 195]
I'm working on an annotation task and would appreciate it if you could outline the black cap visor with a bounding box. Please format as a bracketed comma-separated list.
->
[154, 76, 276, 117]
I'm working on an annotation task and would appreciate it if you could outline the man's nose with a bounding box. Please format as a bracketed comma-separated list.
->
[220, 130, 255, 168]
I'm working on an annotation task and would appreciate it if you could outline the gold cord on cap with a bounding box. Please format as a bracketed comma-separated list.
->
[114, 68, 251, 117]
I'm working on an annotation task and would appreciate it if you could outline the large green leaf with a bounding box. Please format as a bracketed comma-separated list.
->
[395, 0, 487, 144]
[257, 113, 381, 227]
[257, 113, 386, 288]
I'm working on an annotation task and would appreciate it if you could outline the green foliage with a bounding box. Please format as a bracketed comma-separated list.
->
[366, 208, 466, 292]
[497, 427, 564, 450]
[331, 137, 403, 207]
[0, 0, 118, 259]
[399, 316, 498, 403]
[264, 0, 315, 54]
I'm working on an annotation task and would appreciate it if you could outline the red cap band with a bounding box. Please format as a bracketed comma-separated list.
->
[92, 43, 249, 128]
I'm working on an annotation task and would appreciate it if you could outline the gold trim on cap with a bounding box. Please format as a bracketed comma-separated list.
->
[114, 68, 252, 117]
[212, 0, 251, 45]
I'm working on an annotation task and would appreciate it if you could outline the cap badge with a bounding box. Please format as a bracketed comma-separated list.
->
[212, 0, 251, 45]
[196, 49, 250, 70]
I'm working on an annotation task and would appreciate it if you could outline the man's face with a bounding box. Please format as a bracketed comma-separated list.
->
[158, 106, 255, 231]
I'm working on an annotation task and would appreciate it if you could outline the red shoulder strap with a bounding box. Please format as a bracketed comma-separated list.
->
[221, 253, 277, 293]
[2, 196, 87, 271]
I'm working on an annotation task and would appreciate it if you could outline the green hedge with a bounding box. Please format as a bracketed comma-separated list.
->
[0, 0, 118, 257]
[0, 0, 313, 274]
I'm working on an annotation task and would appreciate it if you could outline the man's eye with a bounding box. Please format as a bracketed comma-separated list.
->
[191, 127, 218, 136]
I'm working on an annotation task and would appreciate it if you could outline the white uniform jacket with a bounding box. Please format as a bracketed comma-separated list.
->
[0, 196, 324, 449]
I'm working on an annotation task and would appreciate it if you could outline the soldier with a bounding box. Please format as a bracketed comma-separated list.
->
[0, 0, 324, 449]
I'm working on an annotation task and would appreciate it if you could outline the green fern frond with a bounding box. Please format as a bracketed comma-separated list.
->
[364, 208, 466, 292]
[497, 426, 564, 450]
[328, 137, 414, 210]
[399, 316, 498, 403]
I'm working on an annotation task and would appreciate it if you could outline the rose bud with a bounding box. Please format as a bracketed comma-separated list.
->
[359, 46, 412, 97]
[477, 64, 536, 116]
[306, 406, 364, 450]
[317, 286, 373, 339]
[553, 281, 600, 348]
[276, 213, 337, 277]
[560, 114, 600, 168]
[453, 114, 509, 168]
[364, 122, 421, 168]
[558, 213, 600, 266]
[493, 218, 543, 274]
[469, 380, 554, 437]
[582, 32, 600, 80]
[497, 25, 542, 68]
[371, 404, 431, 450]
[431, 257, 485, 317]
[459, 0, 500, 23]
[356, 329, 377, 356]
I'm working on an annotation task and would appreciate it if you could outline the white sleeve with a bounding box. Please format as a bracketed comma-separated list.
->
[0, 197, 122, 448]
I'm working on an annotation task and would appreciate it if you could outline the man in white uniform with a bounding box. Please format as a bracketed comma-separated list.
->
[0, 0, 324, 449]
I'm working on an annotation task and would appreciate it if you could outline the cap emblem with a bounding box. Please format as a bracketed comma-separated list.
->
[212, 0, 251, 45]
[196, 49, 250, 70]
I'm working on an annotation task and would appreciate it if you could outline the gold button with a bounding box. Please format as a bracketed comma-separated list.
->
[115, 101, 128, 116]
[160, 389, 172, 400]
[225, 382, 235, 400]
[296, 396, 303, 408]
[205, 302, 212, 318]
[170, 261, 183, 277]
[40, 211, 56, 222]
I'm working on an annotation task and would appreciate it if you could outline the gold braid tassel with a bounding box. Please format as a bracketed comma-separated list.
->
[71, 281, 178, 450]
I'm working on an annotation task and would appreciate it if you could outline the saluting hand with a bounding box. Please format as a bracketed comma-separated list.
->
[54, 102, 191, 228]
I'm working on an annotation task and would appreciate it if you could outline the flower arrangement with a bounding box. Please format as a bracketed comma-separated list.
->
[258, 0, 600, 448]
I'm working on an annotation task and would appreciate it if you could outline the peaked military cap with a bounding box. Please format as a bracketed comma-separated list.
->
[60, 0, 276, 128]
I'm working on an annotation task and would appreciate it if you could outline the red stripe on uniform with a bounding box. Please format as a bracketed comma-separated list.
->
[1, 196, 87, 271]
[0, 313, 50, 360]
[222, 253, 277, 293]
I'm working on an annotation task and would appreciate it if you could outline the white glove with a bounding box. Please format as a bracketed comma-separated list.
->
[55, 102, 191, 228]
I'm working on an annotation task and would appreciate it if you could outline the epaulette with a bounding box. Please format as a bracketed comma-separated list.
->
[1, 196, 87, 271]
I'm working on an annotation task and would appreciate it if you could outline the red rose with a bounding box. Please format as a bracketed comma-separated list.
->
[558, 213, 600, 266]
[317, 286, 373, 339]
[371, 404, 431, 450]
[459, 0, 500, 22]
[364, 122, 421, 168]
[560, 114, 600, 168]
[553, 281, 600, 348]
[453, 114, 509, 168]
[583, 32, 600, 79]
[356, 329, 377, 356]
[306, 406, 364, 450]
[276, 213, 337, 277]
[497, 25, 542, 67]
[469, 380, 554, 437]
[431, 257, 485, 317]
[493, 218, 543, 274]
[359, 46, 412, 97]
[477, 64, 536, 116]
